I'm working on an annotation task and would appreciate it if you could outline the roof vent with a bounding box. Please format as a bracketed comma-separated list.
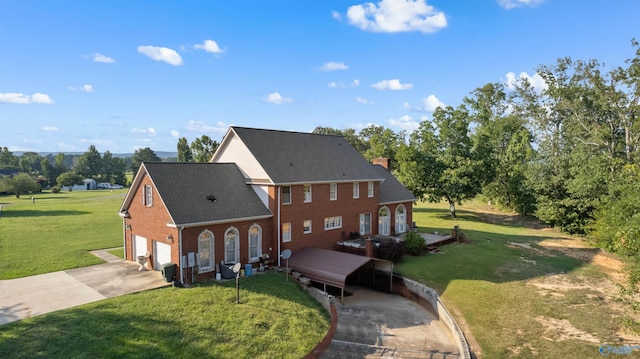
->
[207, 195, 217, 203]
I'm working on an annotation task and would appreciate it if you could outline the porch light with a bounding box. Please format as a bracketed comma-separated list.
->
[167, 234, 174, 242]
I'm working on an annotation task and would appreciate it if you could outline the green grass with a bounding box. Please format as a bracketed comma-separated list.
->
[108, 247, 125, 258]
[396, 201, 635, 358]
[0, 273, 330, 359]
[0, 190, 125, 279]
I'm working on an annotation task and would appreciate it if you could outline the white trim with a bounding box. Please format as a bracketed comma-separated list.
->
[166, 214, 273, 228]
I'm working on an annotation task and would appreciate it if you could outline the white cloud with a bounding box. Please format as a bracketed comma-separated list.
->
[185, 120, 229, 133]
[194, 39, 226, 54]
[320, 62, 349, 72]
[131, 127, 156, 135]
[422, 94, 445, 111]
[81, 84, 93, 93]
[0, 92, 54, 104]
[497, 0, 544, 9]
[93, 53, 115, 63]
[137, 45, 183, 66]
[170, 130, 180, 138]
[265, 92, 293, 105]
[356, 96, 374, 105]
[40, 126, 59, 132]
[388, 114, 420, 131]
[403, 101, 411, 109]
[347, 0, 447, 34]
[327, 81, 344, 88]
[352, 79, 360, 87]
[371, 79, 413, 90]
[505, 71, 548, 93]
[332, 10, 342, 20]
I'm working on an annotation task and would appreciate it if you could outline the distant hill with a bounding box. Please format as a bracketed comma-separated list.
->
[14, 151, 178, 159]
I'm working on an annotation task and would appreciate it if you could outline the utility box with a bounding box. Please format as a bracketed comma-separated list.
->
[161, 263, 176, 282]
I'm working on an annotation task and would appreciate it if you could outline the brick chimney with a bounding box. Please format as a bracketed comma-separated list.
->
[372, 157, 392, 171]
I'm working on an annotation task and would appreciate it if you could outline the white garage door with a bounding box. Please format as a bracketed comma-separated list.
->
[134, 235, 147, 258]
[153, 241, 172, 270]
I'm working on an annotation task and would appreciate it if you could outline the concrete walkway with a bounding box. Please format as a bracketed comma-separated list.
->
[321, 287, 460, 359]
[0, 249, 169, 325]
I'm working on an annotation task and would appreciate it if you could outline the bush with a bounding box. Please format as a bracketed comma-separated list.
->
[374, 238, 405, 262]
[51, 186, 61, 193]
[404, 231, 425, 255]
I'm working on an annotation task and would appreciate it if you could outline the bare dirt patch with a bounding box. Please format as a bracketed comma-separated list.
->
[534, 316, 601, 343]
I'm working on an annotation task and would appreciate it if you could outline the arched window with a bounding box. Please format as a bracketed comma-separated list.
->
[248, 224, 262, 263]
[395, 205, 407, 234]
[198, 230, 214, 272]
[224, 227, 239, 264]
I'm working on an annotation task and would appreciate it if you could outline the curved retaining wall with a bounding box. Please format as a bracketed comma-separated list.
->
[303, 286, 337, 359]
[398, 277, 471, 359]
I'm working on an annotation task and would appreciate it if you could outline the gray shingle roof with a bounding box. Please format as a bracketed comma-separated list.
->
[231, 127, 384, 184]
[372, 164, 416, 204]
[143, 162, 272, 226]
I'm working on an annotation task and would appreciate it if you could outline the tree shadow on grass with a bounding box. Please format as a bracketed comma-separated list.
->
[2, 209, 90, 217]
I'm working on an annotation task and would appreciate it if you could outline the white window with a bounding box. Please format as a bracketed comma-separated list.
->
[324, 216, 342, 230]
[329, 183, 337, 201]
[395, 205, 407, 234]
[360, 213, 372, 235]
[303, 184, 312, 203]
[143, 185, 153, 206]
[282, 223, 292, 242]
[368, 181, 374, 197]
[353, 182, 359, 199]
[303, 220, 312, 234]
[282, 186, 291, 205]
[224, 227, 239, 263]
[378, 207, 390, 236]
[198, 230, 214, 272]
[248, 225, 262, 262]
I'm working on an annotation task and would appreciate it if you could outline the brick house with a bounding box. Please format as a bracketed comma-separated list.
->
[119, 126, 415, 284]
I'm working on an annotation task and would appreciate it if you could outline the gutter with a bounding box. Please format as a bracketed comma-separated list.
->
[178, 226, 184, 283]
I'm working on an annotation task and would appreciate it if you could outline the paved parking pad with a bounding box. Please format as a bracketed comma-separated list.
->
[321, 287, 460, 359]
[0, 261, 169, 325]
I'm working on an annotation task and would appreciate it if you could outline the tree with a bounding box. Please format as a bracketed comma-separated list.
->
[177, 137, 193, 162]
[130, 147, 161, 173]
[359, 125, 404, 163]
[0, 173, 40, 198]
[396, 105, 486, 218]
[111, 157, 127, 186]
[0, 147, 19, 169]
[74, 145, 102, 178]
[56, 172, 84, 191]
[592, 164, 640, 257]
[19, 152, 43, 176]
[40, 158, 53, 188]
[190, 135, 218, 163]
[465, 83, 536, 214]
[312, 126, 368, 154]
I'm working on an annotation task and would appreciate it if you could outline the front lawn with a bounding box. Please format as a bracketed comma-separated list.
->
[0, 190, 125, 279]
[0, 273, 330, 359]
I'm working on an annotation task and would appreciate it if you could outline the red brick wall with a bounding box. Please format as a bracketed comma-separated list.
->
[124, 173, 178, 266]
[277, 182, 380, 253]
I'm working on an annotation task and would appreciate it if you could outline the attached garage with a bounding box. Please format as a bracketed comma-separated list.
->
[288, 247, 393, 302]
[153, 241, 172, 270]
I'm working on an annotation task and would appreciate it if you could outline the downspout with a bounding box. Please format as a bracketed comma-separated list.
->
[277, 186, 281, 267]
[122, 218, 127, 260]
[178, 226, 184, 283]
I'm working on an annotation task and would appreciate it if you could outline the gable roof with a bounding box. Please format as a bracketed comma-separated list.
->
[120, 162, 272, 227]
[215, 127, 384, 185]
[372, 164, 417, 205]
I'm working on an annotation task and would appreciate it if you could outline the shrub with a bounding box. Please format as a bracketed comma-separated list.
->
[374, 238, 405, 262]
[404, 231, 425, 255]
[51, 186, 61, 193]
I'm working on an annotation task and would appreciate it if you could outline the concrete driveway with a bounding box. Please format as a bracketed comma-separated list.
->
[321, 287, 460, 359]
[0, 250, 170, 325]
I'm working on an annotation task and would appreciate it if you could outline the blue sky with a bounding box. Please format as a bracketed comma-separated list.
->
[0, 0, 637, 154]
